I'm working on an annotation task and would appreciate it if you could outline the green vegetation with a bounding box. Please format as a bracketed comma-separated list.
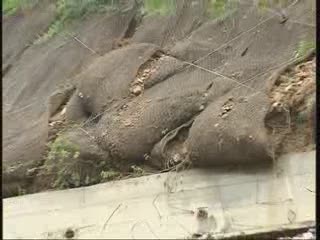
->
[46, 135, 123, 189]
[257, 0, 293, 13]
[100, 165, 145, 182]
[46, 136, 82, 189]
[295, 40, 315, 58]
[3, 0, 39, 15]
[100, 170, 120, 181]
[207, 0, 238, 19]
[142, 0, 176, 16]
[142, 0, 239, 19]
[3, 0, 119, 43]
[36, 0, 118, 43]
[130, 165, 144, 176]
[53, 168, 82, 189]
[258, 0, 291, 8]
[47, 136, 80, 162]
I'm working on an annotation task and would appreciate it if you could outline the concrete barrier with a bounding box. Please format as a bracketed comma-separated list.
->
[3, 151, 315, 239]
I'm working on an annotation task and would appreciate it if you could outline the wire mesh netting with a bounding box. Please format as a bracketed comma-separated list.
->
[2, 0, 316, 196]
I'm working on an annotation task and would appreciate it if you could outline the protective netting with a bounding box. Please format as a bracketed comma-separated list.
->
[2, 0, 57, 73]
[3, 105, 49, 196]
[72, 43, 160, 116]
[3, 0, 316, 196]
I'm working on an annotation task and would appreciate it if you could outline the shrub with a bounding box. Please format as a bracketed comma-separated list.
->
[46, 136, 82, 189]
[47, 136, 80, 162]
[3, 0, 39, 16]
[100, 170, 120, 181]
[143, 0, 175, 16]
[36, 0, 118, 43]
[295, 40, 315, 58]
[206, 0, 238, 20]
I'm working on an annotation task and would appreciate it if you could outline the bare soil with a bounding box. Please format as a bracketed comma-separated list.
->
[265, 56, 316, 158]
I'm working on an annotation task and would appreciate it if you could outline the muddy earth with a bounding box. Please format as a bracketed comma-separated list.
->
[3, 0, 315, 197]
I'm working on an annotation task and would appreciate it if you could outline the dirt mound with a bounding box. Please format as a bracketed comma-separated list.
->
[265, 53, 316, 156]
[68, 43, 160, 119]
[3, 0, 316, 197]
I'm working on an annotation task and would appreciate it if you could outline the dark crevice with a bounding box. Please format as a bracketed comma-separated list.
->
[149, 84, 212, 170]
[150, 117, 195, 170]
[113, 1, 144, 49]
[3, 44, 30, 77]
[2, 63, 13, 77]
[49, 87, 76, 119]
[206, 82, 214, 91]
[123, 12, 142, 39]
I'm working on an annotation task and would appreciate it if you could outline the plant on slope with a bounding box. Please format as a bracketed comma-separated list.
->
[142, 0, 176, 16]
[35, 0, 118, 43]
[46, 136, 81, 188]
[207, 0, 238, 19]
[295, 40, 315, 59]
[3, 0, 39, 15]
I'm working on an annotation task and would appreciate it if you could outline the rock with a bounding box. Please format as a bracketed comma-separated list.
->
[60, 107, 66, 116]
[272, 102, 281, 108]
[231, 71, 243, 78]
[221, 114, 228, 119]
[143, 153, 151, 161]
[172, 154, 181, 163]
[273, 91, 283, 102]
[284, 85, 293, 92]
[136, 78, 143, 84]
[150, 68, 156, 74]
[132, 85, 142, 96]
[291, 229, 316, 240]
[124, 120, 133, 127]
[296, 71, 309, 78]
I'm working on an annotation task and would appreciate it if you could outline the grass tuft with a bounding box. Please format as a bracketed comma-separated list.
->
[206, 0, 238, 20]
[295, 40, 315, 58]
[35, 0, 118, 44]
[3, 0, 39, 16]
[142, 0, 176, 16]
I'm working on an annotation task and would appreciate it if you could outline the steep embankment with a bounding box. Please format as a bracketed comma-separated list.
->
[3, 0, 315, 197]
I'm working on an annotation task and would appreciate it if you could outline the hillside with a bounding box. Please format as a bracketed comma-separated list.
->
[2, 0, 316, 198]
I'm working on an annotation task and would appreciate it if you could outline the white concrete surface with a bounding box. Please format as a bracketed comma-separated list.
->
[3, 151, 315, 239]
